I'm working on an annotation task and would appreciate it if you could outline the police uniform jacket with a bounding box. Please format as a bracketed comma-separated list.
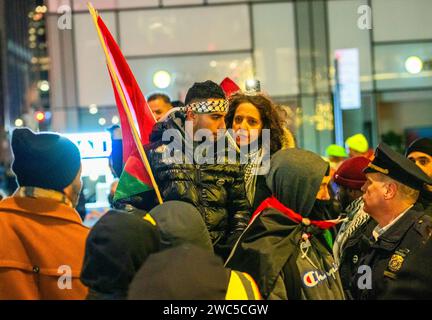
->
[341, 203, 432, 300]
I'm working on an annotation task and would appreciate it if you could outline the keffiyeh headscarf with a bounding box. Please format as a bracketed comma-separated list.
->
[183, 99, 229, 114]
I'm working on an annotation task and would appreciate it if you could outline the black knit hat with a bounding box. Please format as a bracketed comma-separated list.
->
[11, 128, 82, 192]
[405, 138, 432, 157]
[184, 80, 226, 105]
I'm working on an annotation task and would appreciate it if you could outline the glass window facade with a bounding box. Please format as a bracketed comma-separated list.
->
[44, 0, 432, 153]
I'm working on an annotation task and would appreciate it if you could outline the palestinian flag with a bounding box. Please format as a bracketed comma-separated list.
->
[88, 4, 161, 203]
[113, 152, 153, 201]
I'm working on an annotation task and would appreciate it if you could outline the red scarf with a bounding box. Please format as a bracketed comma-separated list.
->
[251, 196, 338, 230]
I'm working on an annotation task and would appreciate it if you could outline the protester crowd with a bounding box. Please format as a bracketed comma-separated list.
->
[0, 79, 432, 300]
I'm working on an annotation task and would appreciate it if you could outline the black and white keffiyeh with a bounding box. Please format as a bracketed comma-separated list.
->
[183, 99, 229, 114]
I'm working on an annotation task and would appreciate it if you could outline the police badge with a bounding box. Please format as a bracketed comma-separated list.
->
[384, 248, 410, 279]
[388, 254, 404, 272]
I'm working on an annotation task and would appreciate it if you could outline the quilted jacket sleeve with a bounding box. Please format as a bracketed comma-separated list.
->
[226, 166, 251, 239]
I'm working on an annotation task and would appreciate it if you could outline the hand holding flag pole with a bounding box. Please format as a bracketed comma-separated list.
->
[88, 3, 163, 205]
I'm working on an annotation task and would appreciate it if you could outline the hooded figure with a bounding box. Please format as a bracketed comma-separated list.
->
[266, 148, 328, 214]
[225, 149, 345, 300]
[149, 201, 213, 252]
[128, 244, 230, 300]
[80, 210, 160, 300]
[129, 201, 261, 300]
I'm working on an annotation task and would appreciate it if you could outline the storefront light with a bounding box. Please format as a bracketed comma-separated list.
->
[405, 56, 423, 74]
[89, 104, 98, 114]
[38, 80, 50, 92]
[98, 117, 106, 126]
[15, 119, 24, 127]
[153, 70, 171, 89]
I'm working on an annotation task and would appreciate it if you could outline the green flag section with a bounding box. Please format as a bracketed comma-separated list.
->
[114, 154, 153, 202]
[322, 229, 334, 250]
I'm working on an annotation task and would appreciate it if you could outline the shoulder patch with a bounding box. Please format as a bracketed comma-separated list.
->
[414, 214, 432, 239]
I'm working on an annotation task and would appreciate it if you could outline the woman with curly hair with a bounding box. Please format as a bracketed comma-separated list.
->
[226, 92, 295, 208]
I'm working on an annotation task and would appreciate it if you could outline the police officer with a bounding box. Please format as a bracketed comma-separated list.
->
[340, 143, 432, 300]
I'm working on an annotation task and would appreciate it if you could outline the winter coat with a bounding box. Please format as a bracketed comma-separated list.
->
[226, 149, 345, 300]
[128, 244, 261, 300]
[0, 193, 89, 299]
[340, 203, 432, 300]
[381, 236, 432, 299]
[146, 111, 251, 259]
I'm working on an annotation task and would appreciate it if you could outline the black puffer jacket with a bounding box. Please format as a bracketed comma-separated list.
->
[145, 111, 251, 259]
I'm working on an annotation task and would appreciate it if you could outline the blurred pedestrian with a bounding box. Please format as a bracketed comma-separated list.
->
[345, 133, 373, 159]
[107, 124, 123, 179]
[332, 156, 371, 266]
[406, 138, 432, 177]
[405, 137, 432, 212]
[325, 144, 348, 175]
[147, 93, 173, 122]
[0, 128, 89, 299]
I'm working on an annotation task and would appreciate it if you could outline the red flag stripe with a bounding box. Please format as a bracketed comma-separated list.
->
[91, 9, 159, 199]
[251, 196, 338, 230]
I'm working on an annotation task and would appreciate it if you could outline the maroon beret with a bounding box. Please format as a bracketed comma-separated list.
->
[334, 156, 371, 190]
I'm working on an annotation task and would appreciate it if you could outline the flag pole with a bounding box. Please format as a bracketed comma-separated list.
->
[88, 3, 163, 204]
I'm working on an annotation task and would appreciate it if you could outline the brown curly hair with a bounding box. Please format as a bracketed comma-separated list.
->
[225, 93, 285, 155]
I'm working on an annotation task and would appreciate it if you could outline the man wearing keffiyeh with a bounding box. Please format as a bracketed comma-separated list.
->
[145, 80, 251, 261]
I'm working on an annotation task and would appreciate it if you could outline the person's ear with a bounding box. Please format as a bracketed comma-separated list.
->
[384, 182, 397, 200]
[186, 108, 195, 121]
